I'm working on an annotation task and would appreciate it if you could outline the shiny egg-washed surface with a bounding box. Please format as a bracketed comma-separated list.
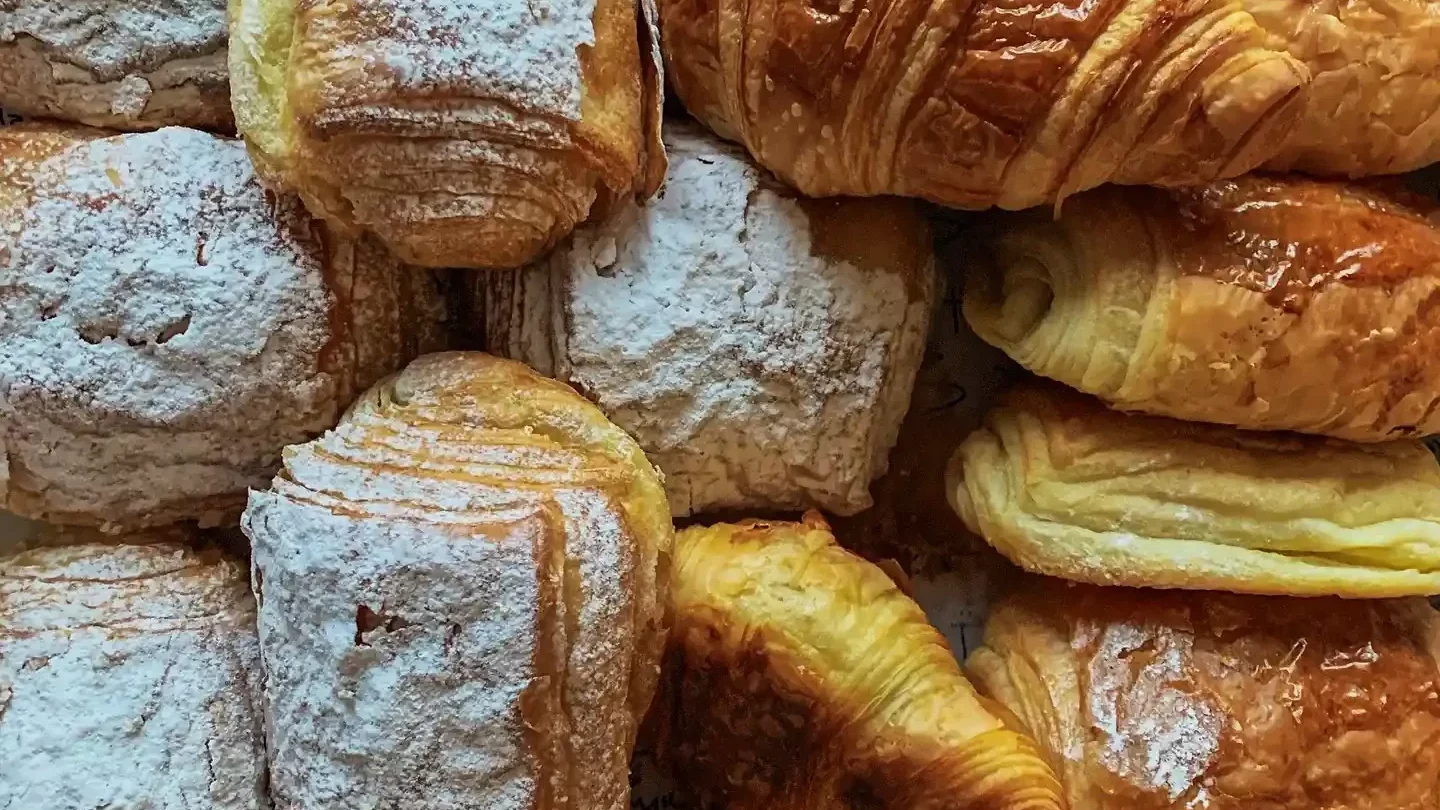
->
[969, 583, 1440, 810]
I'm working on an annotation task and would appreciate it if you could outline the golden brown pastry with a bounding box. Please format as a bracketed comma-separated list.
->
[968, 581, 1440, 810]
[0, 1, 233, 131]
[229, 0, 666, 269]
[1250, 0, 1440, 176]
[965, 176, 1440, 442]
[0, 123, 447, 533]
[657, 0, 1308, 210]
[656, 512, 1064, 810]
[243, 352, 672, 810]
[949, 382, 1440, 597]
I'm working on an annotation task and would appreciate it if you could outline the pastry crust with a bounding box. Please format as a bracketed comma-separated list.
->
[0, 0, 232, 131]
[657, 0, 1308, 210]
[1250, 0, 1440, 176]
[0, 530, 267, 810]
[950, 382, 1440, 597]
[656, 513, 1064, 810]
[243, 352, 672, 810]
[965, 176, 1440, 442]
[229, 0, 666, 269]
[968, 582, 1440, 810]
[483, 121, 935, 517]
[0, 123, 447, 533]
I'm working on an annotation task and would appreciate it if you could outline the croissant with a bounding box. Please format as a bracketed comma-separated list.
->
[1251, 0, 1440, 176]
[968, 581, 1440, 810]
[243, 352, 673, 810]
[483, 119, 935, 517]
[0, 1, 232, 131]
[965, 176, 1440, 442]
[0, 527, 267, 810]
[656, 512, 1064, 810]
[0, 123, 447, 533]
[949, 382, 1440, 597]
[229, 0, 666, 269]
[657, 0, 1308, 210]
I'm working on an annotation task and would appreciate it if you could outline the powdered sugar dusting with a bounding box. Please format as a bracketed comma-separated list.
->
[0, 539, 268, 809]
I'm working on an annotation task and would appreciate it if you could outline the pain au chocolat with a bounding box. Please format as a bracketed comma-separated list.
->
[966, 175, 1440, 442]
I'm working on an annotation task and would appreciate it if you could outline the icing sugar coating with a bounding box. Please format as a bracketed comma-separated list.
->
[0, 537, 267, 810]
[485, 122, 936, 516]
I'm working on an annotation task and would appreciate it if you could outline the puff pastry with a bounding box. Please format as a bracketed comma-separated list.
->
[0, 1, 232, 131]
[656, 512, 1063, 810]
[244, 352, 672, 810]
[966, 176, 1440, 441]
[483, 121, 935, 517]
[657, 0, 1307, 210]
[968, 581, 1440, 810]
[949, 382, 1440, 597]
[0, 528, 267, 810]
[229, 0, 666, 269]
[0, 123, 447, 532]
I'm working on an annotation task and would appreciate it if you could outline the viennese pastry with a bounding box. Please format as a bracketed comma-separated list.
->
[244, 352, 672, 810]
[658, 0, 1307, 210]
[483, 121, 935, 517]
[0, 527, 267, 810]
[0, 124, 446, 532]
[657, 513, 1063, 810]
[1251, 0, 1440, 176]
[966, 176, 1440, 441]
[229, 0, 666, 269]
[950, 382, 1440, 597]
[0, 1, 232, 131]
[968, 582, 1440, 809]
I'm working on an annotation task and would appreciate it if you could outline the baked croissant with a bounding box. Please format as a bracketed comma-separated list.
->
[950, 382, 1440, 597]
[0, 1, 233, 131]
[968, 581, 1440, 810]
[483, 120, 935, 517]
[657, 0, 1308, 210]
[1251, 0, 1440, 176]
[0, 528, 267, 810]
[0, 123, 447, 533]
[243, 352, 673, 810]
[229, 0, 667, 269]
[656, 512, 1064, 810]
[965, 176, 1440, 442]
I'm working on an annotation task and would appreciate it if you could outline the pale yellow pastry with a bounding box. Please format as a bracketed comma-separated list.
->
[228, 0, 666, 269]
[657, 512, 1064, 810]
[949, 382, 1440, 597]
[969, 581, 1440, 810]
[965, 176, 1440, 442]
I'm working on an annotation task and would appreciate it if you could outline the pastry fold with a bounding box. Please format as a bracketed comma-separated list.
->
[656, 512, 1064, 810]
[949, 383, 1440, 597]
[968, 582, 1440, 810]
[657, 0, 1307, 210]
[243, 352, 672, 810]
[229, 0, 666, 269]
[965, 176, 1440, 442]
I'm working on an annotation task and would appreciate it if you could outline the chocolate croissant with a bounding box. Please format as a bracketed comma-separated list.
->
[0, 123, 447, 532]
[968, 582, 1440, 810]
[244, 352, 673, 810]
[949, 383, 1440, 597]
[965, 176, 1440, 441]
[229, 0, 666, 269]
[657, 0, 1308, 210]
[656, 512, 1064, 810]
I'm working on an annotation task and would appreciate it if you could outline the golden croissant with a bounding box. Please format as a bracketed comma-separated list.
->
[228, 0, 666, 269]
[657, 0, 1309, 210]
[656, 512, 1064, 810]
[950, 382, 1440, 597]
[969, 581, 1440, 810]
[965, 175, 1440, 442]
